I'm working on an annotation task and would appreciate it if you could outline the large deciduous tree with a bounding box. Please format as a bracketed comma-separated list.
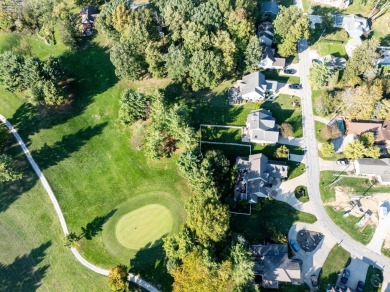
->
[188, 50, 223, 90]
[309, 62, 334, 89]
[344, 140, 366, 160]
[244, 35, 262, 72]
[273, 6, 309, 57]
[108, 265, 128, 291]
[0, 154, 22, 183]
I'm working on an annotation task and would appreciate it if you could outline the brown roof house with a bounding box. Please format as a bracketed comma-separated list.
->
[235, 154, 288, 203]
[81, 6, 99, 36]
[347, 120, 390, 147]
[250, 244, 302, 289]
[243, 109, 279, 144]
[354, 158, 390, 184]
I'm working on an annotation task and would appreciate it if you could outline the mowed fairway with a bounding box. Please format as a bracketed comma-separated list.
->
[116, 204, 173, 249]
[0, 33, 190, 290]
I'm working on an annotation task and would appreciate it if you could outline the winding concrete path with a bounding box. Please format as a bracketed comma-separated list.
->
[0, 114, 160, 292]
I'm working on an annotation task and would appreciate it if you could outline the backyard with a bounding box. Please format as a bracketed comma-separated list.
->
[230, 199, 317, 243]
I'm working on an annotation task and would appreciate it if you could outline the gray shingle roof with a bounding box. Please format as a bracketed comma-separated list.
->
[261, 2, 279, 15]
[356, 158, 390, 181]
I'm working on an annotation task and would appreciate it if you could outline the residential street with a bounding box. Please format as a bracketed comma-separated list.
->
[297, 38, 390, 291]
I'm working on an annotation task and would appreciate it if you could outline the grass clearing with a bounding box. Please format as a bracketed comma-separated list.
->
[231, 199, 316, 243]
[262, 70, 301, 84]
[319, 245, 351, 291]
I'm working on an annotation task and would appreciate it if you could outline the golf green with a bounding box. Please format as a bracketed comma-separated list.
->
[115, 204, 173, 250]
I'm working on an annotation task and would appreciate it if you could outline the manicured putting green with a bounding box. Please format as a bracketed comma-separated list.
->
[115, 204, 173, 250]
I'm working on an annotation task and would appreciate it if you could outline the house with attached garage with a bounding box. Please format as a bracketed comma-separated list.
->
[354, 158, 390, 185]
[260, 46, 286, 70]
[320, 54, 347, 69]
[334, 14, 370, 38]
[242, 109, 280, 144]
[238, 72, 278, 102]
[347, 120, 390, 147]
[250, 244, 302, 289]
[234, 154, 288, 203]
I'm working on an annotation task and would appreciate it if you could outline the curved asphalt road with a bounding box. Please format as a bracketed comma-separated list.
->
[298, 39, 390, 290]
[0, 114, 160, 292]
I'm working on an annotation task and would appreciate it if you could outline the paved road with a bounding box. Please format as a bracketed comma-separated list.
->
[0, 114, 160, 292]
[297, 39, 390, 291]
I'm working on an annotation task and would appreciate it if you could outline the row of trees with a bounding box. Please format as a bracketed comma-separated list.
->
[98, 0, 262, 90]
[0, 51, 69, 106]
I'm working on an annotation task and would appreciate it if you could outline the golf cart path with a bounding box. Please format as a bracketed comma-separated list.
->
[0, 114, 160, 292]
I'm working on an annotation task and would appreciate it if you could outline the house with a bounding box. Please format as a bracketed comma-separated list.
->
[377, 48, 390, 66]
[238, 72, 278, 101]
[81, 6, 99, 36]
[345, 37, 363, 58]
[347, 120, 390, 147]
[320, 54, 347, 69]
[235, 154, 288, 203]
[258, 22, 274, 46]
[334, 14, 370, 38]
[261, 1, 279, 17]
[250, 244, 302, 289]
[243, 109, 280, 144]
[260, 46, 286, 70]
[312, 0, 350, 8]
[354, 158, 390, 184]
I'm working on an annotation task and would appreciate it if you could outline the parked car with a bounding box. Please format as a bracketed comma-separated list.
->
[356, 281, 365, 292]
[289, 84, 302, 89]
[289, 240, 301, 252]
[340, 269, 350, 284]
[311, 274, 318, 287]
[336, 159, 349, 166]
[283, 68, 296, 74]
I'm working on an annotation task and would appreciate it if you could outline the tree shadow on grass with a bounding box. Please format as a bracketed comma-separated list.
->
[8, 43, 117, 145]
[261, 102, 295, 125]
[130, 236, 172, 291]
[0, 241, 51, 291]
[0, 123, 107, 213]
[81, 209, 117, 240]
[30, 122, 107, 170]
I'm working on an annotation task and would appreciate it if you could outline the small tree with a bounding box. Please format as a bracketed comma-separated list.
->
[118, 89, 149, 125]
[320, 142, 334, 157]
[309, 62, 333, 89]
[359, 132, 375, 147]
[365, 146, 380, 159]
[108, 265, 128, 291]
[64, 232, 81, 247]
[275, 145, 289, 159]
[279, 123, 293, 137]
[0, 154, 22, 182]
[344, 140, 365, 160]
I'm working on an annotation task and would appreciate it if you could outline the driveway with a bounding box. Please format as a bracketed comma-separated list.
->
[279, 63, 300, 77]
[278, 136, 305, 147]
[318, 158, 355, 172]
[289, 222, 337, 290]
[367, 215, 390, 254]
[342, 258, 369, 290]
[277, 82, 303, 97]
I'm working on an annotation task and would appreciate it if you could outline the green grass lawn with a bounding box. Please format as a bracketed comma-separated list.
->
[319, 245, 351, 291]
[315, 121, 329, 143]
[319, 171, 390, 244]
[230, 199, 316, 243]
[0, 33, 190, 290]
[261, 94, 303, 137]
[262, 70, 301, 84]
[363, 266, 383, 292]
[0, 124, 107, 290]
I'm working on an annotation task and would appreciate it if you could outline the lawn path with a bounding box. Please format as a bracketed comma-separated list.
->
[0, 113, 160, 292]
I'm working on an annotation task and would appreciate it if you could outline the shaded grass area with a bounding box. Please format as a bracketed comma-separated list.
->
[0, 124, 106, 290]
[311, 29, 348, 58]
[0, 33, 191, 290]
[319, 171, 390, 244]
[319, 245, 351, 291]
[363, 266, 383, 292]
[261, 94, 303, 137]
[231, 199, 316, 243]
[262, 70, 301, 84]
